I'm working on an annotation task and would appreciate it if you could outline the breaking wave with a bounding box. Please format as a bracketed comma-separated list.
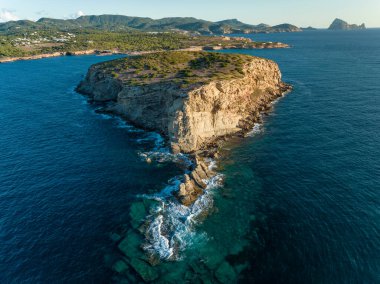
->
[104, 113, 222, 260]
[139, 167, 224, 260]
[137, 132, 192, 167]
[246, 122, 264, 137]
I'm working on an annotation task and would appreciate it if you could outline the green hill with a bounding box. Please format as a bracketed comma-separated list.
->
[0, 14, 301, 35]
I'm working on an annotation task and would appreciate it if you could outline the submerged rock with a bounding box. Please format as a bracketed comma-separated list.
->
[118, 230, 143, 259]
[109, 232, 122, 242]
[215, 261, 236, 283]
[112, 259, 129, 273]
[129, 258, 159, 282]
[129, 202, 147, 229]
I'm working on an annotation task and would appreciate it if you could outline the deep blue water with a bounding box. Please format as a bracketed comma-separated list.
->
[0, 55, 182, 282]
[0, 30, 379, 283]
[216, 30, 380, 283]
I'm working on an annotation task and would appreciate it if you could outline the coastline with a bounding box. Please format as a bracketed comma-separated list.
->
[0, 42, 289, 64]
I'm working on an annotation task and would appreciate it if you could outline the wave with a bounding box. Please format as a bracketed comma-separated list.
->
[137, 132, 193, 167]
[98, 112, 222, 260]
[139, 168, 224, 260]
[246, 122, 264, 137]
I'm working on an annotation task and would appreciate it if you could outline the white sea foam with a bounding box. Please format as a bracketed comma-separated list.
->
[205, 157, 217, 171]
[98, 113, 113, 120]
[140, 171, 224, 260]
[246, 123, 263, 137]
[137, 132, 192, 167]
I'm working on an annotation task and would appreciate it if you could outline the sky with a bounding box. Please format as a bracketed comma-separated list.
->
[0, 0, 379, 28]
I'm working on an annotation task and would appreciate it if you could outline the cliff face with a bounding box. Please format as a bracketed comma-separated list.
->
[77, 54, 290, 154]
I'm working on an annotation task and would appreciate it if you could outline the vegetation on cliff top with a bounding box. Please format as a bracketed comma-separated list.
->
[93, 51, 254, 88]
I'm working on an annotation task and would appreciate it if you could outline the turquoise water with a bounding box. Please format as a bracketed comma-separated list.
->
[1, 30, 379, 283]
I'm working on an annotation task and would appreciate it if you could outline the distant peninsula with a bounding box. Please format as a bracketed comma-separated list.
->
[328, 18, 366, 30]
[0, 15, 302, 35]
[301, 26, 318, 31]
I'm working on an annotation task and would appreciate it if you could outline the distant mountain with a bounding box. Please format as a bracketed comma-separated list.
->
[0, 14, 302, 35]
[301, 26, 318, 31]
[328, 18, 366, 30]
[270, 24, 301, 33]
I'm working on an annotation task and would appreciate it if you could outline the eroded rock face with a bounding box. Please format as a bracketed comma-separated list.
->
[77, 56, 290, 154]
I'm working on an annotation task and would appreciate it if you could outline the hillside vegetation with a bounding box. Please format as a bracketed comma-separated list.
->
[0, 15, 301, 35]
[92, 51, 255, 88]
[0, 30, 285, 58]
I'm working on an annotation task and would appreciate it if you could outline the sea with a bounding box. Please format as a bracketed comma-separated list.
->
[0, 29, 379, 283]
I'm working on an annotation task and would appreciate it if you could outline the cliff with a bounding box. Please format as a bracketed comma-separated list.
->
[77, 51, 291, 205]
[328, 18, 366, 30]
[77, 51, 290, 153]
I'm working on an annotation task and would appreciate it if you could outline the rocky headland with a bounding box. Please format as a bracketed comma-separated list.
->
[77, 51, 290, 202]
[77, 51, 291, 280]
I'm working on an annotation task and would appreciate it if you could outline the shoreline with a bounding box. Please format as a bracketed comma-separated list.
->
[0, 42, 289, 64]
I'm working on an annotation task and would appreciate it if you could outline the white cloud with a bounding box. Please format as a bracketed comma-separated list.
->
[0, 9, 19, 22]
[76, 11, 85, 17]
[67, 10, 85, 19]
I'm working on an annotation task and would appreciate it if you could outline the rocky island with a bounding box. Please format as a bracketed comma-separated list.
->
[77, 51, 291, 280]
[328, 18, 366, 30]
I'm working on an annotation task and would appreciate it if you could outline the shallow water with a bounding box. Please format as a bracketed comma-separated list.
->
[1, 30, 380, 283]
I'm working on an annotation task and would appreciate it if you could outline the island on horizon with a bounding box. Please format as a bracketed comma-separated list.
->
[328, 18, 366, 30]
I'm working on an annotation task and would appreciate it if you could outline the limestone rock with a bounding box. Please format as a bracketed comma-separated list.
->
[175, 174, 203, 206]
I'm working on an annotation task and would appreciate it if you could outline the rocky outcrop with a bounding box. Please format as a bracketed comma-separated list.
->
[328, 18, 366, 30]
[77, 52, 291, 205]
[175, 158, 215, 206]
